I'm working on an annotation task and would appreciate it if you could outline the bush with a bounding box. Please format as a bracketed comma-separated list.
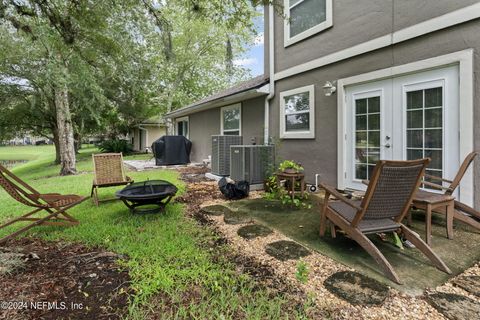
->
[99, 139, 133, 154]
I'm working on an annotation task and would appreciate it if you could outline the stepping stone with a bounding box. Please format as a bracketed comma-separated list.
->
[323, 271, 389, 306]
[237, 224, 273, 239]
[201, 205, 232, 216]
[452, 276, 480, 297]
[426, 292, 480, 320]
[224, 211, 252, 225]
[265, 240, 310, 261]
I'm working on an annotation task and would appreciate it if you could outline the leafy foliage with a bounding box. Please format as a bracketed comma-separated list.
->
[278, 160, 304, 173]
[295, 260, 309, 284]
[99, 139, 133, 155]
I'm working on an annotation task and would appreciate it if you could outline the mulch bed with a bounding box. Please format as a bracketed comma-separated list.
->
[0, 238, 130, 320]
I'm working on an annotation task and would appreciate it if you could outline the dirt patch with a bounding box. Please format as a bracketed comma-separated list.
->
[426, 292, 480, 320]
[323, 271, 390, 306]
[201, 204, 232, 216]
[0, 238, 130, 320]
[237, 224, 273, 239]
[224, 211, 253, 225]
[265, 240, 311, 261]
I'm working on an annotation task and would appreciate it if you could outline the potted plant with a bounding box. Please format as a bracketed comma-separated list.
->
[278, 160, 304, 174]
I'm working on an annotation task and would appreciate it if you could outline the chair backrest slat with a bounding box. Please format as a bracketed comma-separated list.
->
[0, 165, 42, 207]
[92, 153, 127, 185]
[447, 151, 478, 195]
[359, 159, 429, 222]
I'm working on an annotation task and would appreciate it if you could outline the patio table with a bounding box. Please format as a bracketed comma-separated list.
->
[411, 190, 455, 246]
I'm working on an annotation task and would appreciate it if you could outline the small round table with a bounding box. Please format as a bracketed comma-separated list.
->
[275, 172, 306, 200]
[116, 180, 178, 214]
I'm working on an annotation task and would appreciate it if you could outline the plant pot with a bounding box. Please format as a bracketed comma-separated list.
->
[283, 168, 298, 174]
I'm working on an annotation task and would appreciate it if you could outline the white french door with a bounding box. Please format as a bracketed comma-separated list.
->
[345, 66, 459, 192]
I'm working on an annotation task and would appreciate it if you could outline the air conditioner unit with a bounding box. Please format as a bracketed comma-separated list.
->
[230, 145, 275, 184]
[211, 135, 243, 176]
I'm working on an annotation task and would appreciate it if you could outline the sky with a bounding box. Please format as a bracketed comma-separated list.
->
[234, 13, 265, 77]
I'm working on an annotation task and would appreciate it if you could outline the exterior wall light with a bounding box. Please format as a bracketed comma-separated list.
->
[323, 81, 337, 96]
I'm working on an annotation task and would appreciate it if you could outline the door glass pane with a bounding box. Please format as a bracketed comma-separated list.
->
[406, 86, 444, 186]
[425, 108, 442, 128]
[407, 90, 423, 109]
[354, 95, 381, 180]
[290, 0, 327, 37]
[425, 87, 442, 108]
[407, 110, 423, 129]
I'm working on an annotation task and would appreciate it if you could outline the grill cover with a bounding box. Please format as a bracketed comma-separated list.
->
[151, 135, 192, 166]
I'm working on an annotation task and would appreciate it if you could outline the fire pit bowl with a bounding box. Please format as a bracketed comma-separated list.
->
[116, 180, 178, 214]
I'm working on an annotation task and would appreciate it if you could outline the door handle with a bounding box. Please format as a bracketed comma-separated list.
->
[384, 143, 391, 148]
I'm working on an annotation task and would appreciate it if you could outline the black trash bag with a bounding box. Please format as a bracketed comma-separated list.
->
[218, 177, 250, 200]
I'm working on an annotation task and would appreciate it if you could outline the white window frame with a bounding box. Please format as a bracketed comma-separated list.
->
[280, 84, 315, 139]
[175, 116, 189, 139]
[284, 0, 333, 47]
[220, 103, 242, 136]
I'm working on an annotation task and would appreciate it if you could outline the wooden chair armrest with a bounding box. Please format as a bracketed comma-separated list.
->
[320, 183, 363, 211]
[421, 180, 453, 192]
[424, 174, 453, 184]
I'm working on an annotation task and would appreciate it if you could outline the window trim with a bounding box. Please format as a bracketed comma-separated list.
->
[280, 85, 315, 139]
[220, 103, 242, 136]
[284, 0, 333, 47]
[175, 116, 189, 139]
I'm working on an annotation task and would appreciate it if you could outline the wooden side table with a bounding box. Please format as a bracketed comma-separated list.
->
[275, 172, 305, 200]
[411, 190, 455, 246]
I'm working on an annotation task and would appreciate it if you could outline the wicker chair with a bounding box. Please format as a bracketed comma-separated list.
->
[0, 164, 87, 244]
[320, 159, 451, 284]
[91, 153, 133, 206]
[413, 151, 480, 232]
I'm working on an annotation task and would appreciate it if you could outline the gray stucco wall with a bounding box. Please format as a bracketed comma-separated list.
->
[273, 0, 478, 72]
[177, 96, 266, 163]
[268, 19, 480, 208]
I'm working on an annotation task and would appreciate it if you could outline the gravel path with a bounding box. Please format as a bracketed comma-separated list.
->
[196, 184, 478, 319]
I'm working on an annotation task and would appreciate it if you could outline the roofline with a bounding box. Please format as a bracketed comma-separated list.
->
[165, 84, 269, 118]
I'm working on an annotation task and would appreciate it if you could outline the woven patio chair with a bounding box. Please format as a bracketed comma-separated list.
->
[0, 164, 87, 244]
[411, 151, 480, 232]
[320, 159, 451, 284]
[91, 153, 133, 206]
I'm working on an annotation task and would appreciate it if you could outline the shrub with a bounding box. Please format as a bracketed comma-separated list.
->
[99, 139, 133, 154]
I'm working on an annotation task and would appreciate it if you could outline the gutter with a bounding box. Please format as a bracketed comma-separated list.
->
[166, 87, 268, 119]
[264, 4, 275, 145]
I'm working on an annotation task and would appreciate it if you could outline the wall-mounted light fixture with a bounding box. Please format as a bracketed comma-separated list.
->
[322, 81, 337, 96]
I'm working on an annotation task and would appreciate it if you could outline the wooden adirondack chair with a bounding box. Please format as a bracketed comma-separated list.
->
[320, 159, 451, 284]
[91, 153, 133, 206]
[408, 151, 480, 243]
[412, 151, 480, 232]
[0, 164, 87, 244]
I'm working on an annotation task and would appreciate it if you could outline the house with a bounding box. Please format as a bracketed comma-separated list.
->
[166, 1, 480, 209]
[129, 118, 167, 152]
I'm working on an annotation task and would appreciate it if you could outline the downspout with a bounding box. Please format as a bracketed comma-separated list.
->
[264, 3, 275, 145]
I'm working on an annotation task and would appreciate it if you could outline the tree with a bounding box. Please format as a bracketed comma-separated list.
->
[0, 0, 266, 173]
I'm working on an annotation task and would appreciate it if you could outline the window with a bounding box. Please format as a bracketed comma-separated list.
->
[221, 104, 241, 135]
[176, 116, 189, 138]
[280, 85, 315, 139]
[284, 0, 333, 47]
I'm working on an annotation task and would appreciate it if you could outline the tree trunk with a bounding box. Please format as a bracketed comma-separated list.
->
[55, 85, 76, 175]
[52, 127, 61, 164]
[74, 132, 82, 153]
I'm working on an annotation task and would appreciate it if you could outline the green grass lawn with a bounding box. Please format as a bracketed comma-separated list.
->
[0, 146, 305, 319]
